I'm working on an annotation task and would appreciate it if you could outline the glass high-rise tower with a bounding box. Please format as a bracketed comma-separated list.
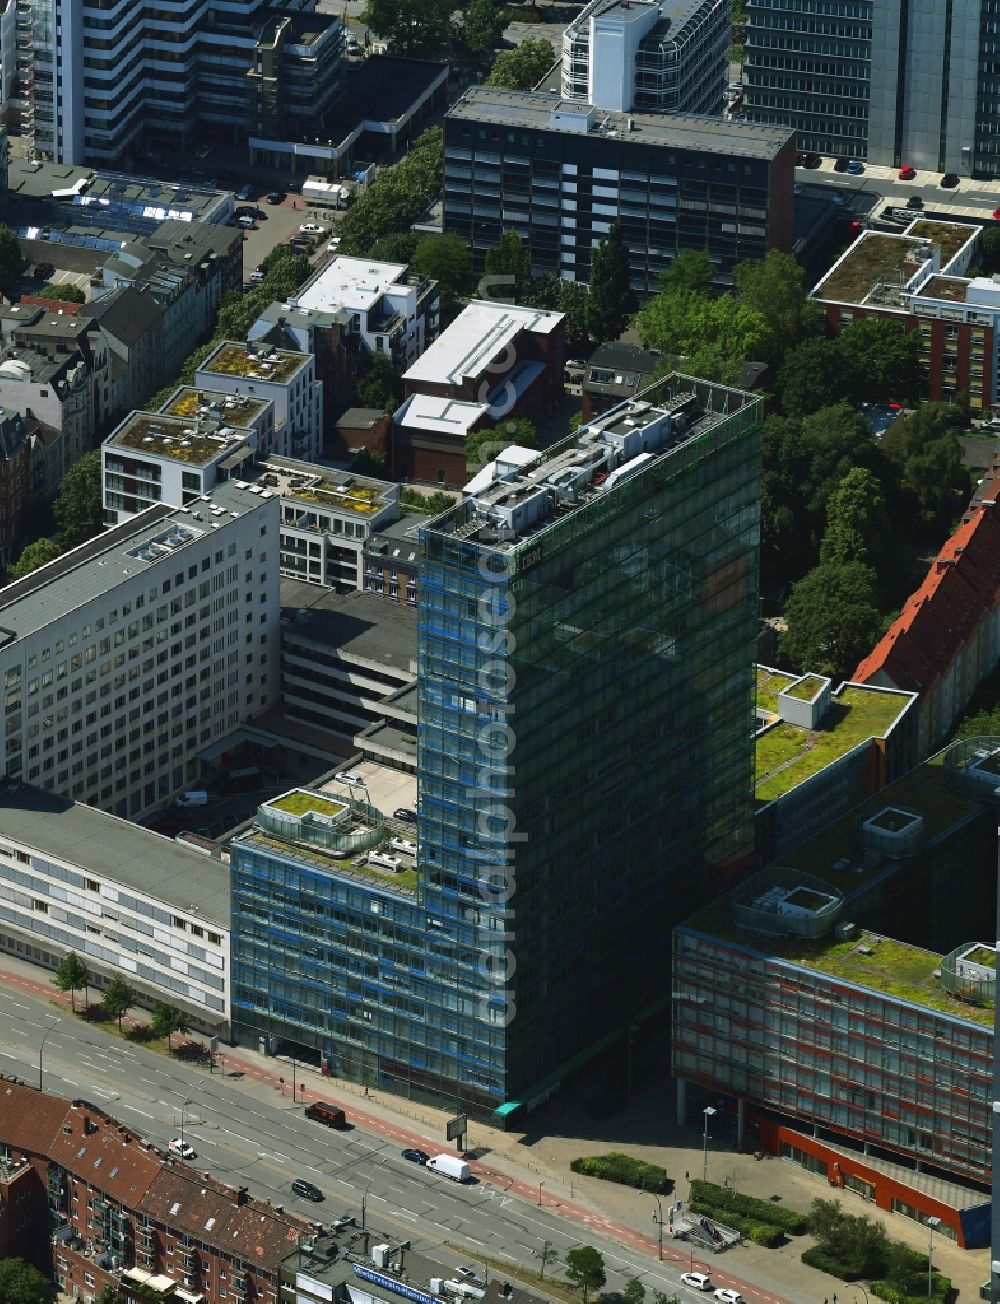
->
[231, 374, 763, 1122]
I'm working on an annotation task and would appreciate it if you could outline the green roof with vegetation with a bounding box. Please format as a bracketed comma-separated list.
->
[244, 829, 419, 896]
[784, 673, 826, 701]
[756, 666, 796, 714]
[755, 684, 911, 804]
[268, 790, 346, 818]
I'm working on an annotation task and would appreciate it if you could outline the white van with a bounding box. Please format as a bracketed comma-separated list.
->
[425, 1154, 471, 1182]
[175, 790, 208, 808]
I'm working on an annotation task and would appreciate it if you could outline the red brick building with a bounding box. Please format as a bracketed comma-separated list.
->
[854, 478, 1000, 755]
[0, 1082, 310, 1304]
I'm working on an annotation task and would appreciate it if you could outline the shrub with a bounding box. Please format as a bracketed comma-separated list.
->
[870, 1277, 950, 1304]
[800, 1246, 864, 1281]
[688, 1200, 783, 1248]
[570, 1153, 671, 1193]
[688, 1180, 808, 1233]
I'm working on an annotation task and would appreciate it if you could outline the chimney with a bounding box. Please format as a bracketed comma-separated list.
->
[237, 1186, 249, 1206]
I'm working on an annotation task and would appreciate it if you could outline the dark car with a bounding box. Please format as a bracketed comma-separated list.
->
[833, 156, 849, 172]
[401, 1148, 430, 1165]
[235, 205, 266, 221]
[291, 1179, 323, 1201]
[801, 151, 821, 169]
[34, 262, 55, 280]
[265, 191, 285, 205]
[394, 807, 417, 823]
[906, 195, 924, 209]
[941, 172, 960, 188]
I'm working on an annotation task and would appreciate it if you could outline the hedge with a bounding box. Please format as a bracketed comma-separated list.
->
[689, 1180, 808, 1234]
[570, 1153, 671, 1193]
[800, 1246, 864, 1280]
[688, 1200, 783, 1248]
[870, 1277, 950, 1304]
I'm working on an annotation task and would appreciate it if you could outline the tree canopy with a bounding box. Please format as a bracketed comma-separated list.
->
[586, 224, 635, 342]
[355, 351, 398, 410]
[102, 975, 137, 1031]
[879, 402, 971, 536]
[54, 952, 89, 1014]
[338, 128, 443, 254]
[410, 233, 472, 319]
[0, 1260, 55, 1304]
[362, 0, 455, 57]
[819, 466, 890, 568]
[466, 417, 538, 468]
[732, 249, 818, 367]
[39, 281, 86, 304]
[462, 0, 508, 56]
[485, 38, 556, 91]
[779, 562, 883, 679]
[54, 450, 104, 550]
[0, 225, 23, 291]
[777, 317, 922, 416]
[151, 1002, 191, 1049]
[483, 230, 532, 299]
[8, 537, 63, 580]
[564, 1246, 606, 1303]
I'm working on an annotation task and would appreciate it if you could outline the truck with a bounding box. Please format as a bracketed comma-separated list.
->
[301, 176, 347, 210]
[425, 1154, 471, 1182]
[175, 790, 208, 808]
[304, 1099, 348, 1129]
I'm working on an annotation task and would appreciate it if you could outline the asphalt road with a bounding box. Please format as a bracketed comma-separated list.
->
[0, 981, 785, 1304]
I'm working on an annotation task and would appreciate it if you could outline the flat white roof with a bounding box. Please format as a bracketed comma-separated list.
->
[297, 255, 409, 314]
[464, 444, 537, 495]
[397, 393, 490, 436]
[402, 300, 562, 387]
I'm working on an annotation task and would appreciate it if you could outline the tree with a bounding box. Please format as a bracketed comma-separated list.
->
[54, 951, 89, 1015]
[880, 402, 971, 536]
[733, 249, 818, 367]
[837, 315, 923, 404]
[369, 231, 421, 264]
[485, 38, 556, 91]
[0, 224, 24, 291]
[53, 450, 104, 550]
[151, 1001, 191, 1050]
[586, 224, 636, 341]
[8, 537, 62, 580]
[564, 1246, 606, 1304]
[363, 0, 455, 57]
[776, 337, 851, 416]
[101, 975, 137, 1032]
[779, 562, 883, 679]
[534, 1240, 557, 1281]
[635, 290, 767, 375]
[979, 226, 1000, 275]
[39, 281, 86, 304]
[650, 1293, 680, 1304]
[466, 417, 538, 468]
[463, 0, 507, 57]
[411, 233, 472, 318]
[483, 230, 532, 299]
[356, 351, 398, 409]
[338, 128, 443, 253]
[559, 280, 592, 357]
[97, 1288, 125, 1304]
[0, 1257, 57, 1304]
[657, 249, 714, 296]
[819, 466, 890, 568]
[622, 1279, 645, 1304]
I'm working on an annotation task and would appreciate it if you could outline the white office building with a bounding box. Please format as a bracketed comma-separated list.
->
[0, 784, 231, 1032]
[0, 481, 280, 820]
[561, 0, 729, 115]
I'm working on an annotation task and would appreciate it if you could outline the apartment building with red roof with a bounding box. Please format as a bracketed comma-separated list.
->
[0, 1080, 309, 1304]
[853, 476, 1000, 755]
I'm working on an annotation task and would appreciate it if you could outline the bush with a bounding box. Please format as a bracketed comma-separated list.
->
[870, 1278, 950, 1304]
[688, 1200, 783, 1248]
[800, 1245, 864, 1281]
[688, 1181, 808, 1233]
[570, 1153, 671, 1194]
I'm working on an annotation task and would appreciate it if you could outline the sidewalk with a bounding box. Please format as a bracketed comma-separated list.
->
[6, 951, 987, 1302]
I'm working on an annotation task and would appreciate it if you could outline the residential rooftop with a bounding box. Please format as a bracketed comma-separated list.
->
[162, 386, 270, 428]
[397, 392, 490, 436]
[918, 275, 973, 303]
[198, 340, 309, 385]
[813, 220, 978, 306]
[448, 86, 794, 159]
[0, 784, 229, 923]
[106, 410, 250, 467]
[755, 680, 913, 804]
[297, 255, 412, 314]
[402, 299, 562, 388]
[258, 459, 396, 517]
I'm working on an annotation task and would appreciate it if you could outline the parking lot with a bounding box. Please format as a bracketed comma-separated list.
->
[321, 759, 417, 818]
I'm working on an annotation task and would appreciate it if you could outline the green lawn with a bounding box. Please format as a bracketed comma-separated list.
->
[269, 790, 346, 818]
[756, 666, 796, 714]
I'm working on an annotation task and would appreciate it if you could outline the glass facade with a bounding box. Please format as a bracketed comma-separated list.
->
[232, 377, 763, 1119]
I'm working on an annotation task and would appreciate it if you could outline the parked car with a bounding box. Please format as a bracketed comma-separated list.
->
[291, 1178, 323, 1201]
[713, 1292, 743, 1304]
[799, 151, 821, 168]
[833, 156, 849, 172]
[907, 195, 924, 209]
[846, 159, 863, 174]
[236, 216, 255, 229]
[401, 1148, 430, 1165]
[394, 807, 417, 823]
[236, 184, 254, 201]
[299, 221, 325, 235]
[680, 1275, 712, 1292]
[327, 237, 342, 254]
[727, 81, 743, 95]
[941, 172, 960, 188]
[34, 262, 55, 280]
[235, 205, 266, 220]
[993, 207, 1000, 220]
[248, 269, 266, 284]
[336, 770, 365, 787]
[168, 1138, 196, 1159]
[265, 191, 285, 205]
[898, 163, 915, 179]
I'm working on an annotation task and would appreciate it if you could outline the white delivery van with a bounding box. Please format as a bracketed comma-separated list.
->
[175, 790, 209, 808]
[425, 1154, 471, 1182]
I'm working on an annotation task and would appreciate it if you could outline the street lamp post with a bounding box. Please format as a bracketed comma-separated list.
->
[179, 1098, 193, 1146]
[651, 1195, 663, 1260]
[361, 1155, 387, 1232]
[702, 1106, 717, 1182]
[37, 1018, 60, 1092]
[926, 1217, 940, 1298]
[538, 1181, 544, 1207]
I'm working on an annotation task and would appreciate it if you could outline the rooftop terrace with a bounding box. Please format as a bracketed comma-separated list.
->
[199, 341, 308, 386]
[918, 275, 972, 303]
[814, 222, 977, 306]
[241, 828, 418, 896]
[260, 462, 393, 517]
[106, 411, 248, 466]
[755, 682, 912, 804]
[163, 387, 269, 428]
